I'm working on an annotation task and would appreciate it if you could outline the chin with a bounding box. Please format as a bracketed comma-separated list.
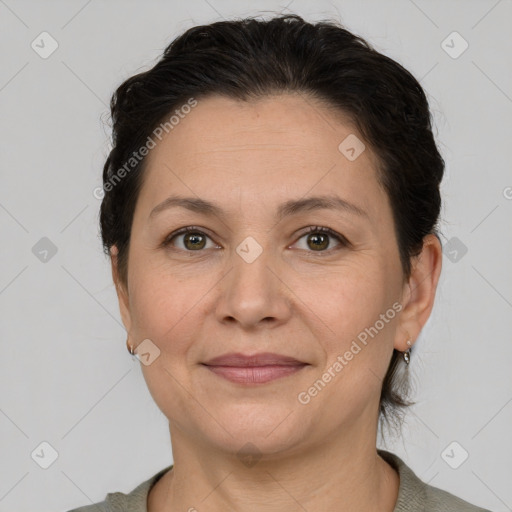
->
[198, 404, 310, 457]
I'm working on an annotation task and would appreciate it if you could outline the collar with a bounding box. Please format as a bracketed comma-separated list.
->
[105, 449, 427, 512]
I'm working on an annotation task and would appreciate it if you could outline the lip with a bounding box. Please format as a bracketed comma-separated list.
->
[201, 352, 308, 385]
[203, 352, 305, 366]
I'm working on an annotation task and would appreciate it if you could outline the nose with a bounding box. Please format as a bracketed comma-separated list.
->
[215, 241, 292, 330]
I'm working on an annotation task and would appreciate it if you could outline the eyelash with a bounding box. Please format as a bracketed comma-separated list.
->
[161, 225, 349, 255]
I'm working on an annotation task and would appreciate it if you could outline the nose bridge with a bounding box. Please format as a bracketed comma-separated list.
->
[216, 234, 290, 327]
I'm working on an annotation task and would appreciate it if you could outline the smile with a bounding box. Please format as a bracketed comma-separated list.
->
[203, 364, 308, 384]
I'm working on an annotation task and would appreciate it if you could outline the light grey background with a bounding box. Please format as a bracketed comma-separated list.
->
[0, 0, 511, 511]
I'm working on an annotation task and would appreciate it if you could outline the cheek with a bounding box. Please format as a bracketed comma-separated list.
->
[313, 265, 388, 341]
[309, 269, 395, 408]
[313, 269, 397, 394]
[127, 268, 196, 351]
[132, 273, 202, 415]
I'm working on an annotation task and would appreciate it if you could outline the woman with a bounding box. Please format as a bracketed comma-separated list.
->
[69, 13, 492, 512]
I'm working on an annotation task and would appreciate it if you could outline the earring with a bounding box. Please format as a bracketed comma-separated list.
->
[403, 337, 412, 365]
[126, 339, 135, 355]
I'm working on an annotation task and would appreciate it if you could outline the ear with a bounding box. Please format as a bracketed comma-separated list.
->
[110, 245, 132, 333]
[395, 234, 443, 351]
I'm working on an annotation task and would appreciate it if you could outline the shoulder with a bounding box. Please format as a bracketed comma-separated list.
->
[66, 503, 108, 512]
[424, 483, 492, 511]
[65, 465, 173, 512]
[377, 449, 493, 512]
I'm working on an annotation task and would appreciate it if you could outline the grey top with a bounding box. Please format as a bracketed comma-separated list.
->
[66, 449, 492, 511]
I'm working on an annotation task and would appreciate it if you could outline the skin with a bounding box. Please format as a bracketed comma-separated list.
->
[110, 93, 442, 511]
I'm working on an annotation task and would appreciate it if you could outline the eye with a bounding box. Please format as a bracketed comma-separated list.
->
[162, 226, 218, 251]
[292, 226, 348, 253]
[161, 225, 349, 254]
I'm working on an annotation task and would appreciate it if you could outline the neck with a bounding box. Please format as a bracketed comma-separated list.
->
[148, 421, 399, 511]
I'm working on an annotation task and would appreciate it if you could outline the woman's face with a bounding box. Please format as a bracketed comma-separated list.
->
[113, 93, 415, 457]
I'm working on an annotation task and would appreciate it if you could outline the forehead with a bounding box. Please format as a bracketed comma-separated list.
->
[155, 93, 362, 155]
[137, 93, 387, 223]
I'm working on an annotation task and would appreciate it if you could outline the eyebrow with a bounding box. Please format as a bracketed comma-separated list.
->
[149, 194, 369, 221]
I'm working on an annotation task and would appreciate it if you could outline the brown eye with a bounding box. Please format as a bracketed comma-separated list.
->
[162, 225, 347, 254]
[306, 232, 330, 251]
[163, 227, 217, 251]
[293, 226, 347, 253]
[183, 231, 206, 250]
